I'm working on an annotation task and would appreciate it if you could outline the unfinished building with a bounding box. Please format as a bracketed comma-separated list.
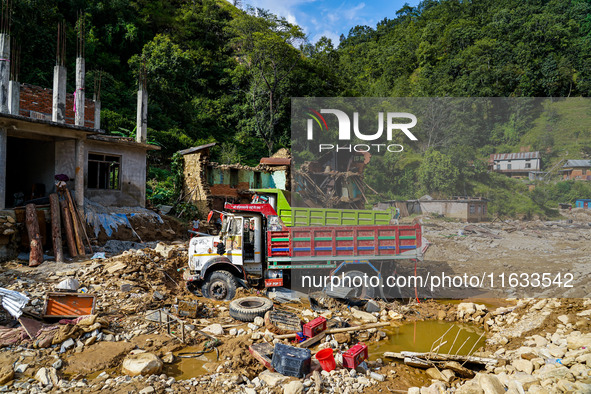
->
[0, 28, 157, 260]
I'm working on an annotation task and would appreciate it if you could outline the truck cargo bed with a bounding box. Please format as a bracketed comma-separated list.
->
[267, 223, 421, 262]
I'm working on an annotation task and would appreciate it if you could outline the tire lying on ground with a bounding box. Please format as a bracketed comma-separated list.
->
[229, 296, 274, 322]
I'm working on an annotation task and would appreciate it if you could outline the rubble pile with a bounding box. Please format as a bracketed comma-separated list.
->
[407, 299, 591, 393]
[0, 215, 590, 393]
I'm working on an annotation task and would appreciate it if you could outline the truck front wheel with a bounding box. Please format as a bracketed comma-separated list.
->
[201, 270, 237, 301]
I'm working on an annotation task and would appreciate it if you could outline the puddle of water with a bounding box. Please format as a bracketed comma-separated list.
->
[162, 346, 218, 380]
[368, 320, 486, 360]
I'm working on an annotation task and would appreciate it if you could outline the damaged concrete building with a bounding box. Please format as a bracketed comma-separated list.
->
[294, 150, 371, 209]
[0, 31, 157, 260]
[179, 143, 289, 215]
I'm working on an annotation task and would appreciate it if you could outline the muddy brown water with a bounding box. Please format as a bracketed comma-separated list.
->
[162, 346, 218, 380]
[162, 321, 486, 380]
[368, 320, 486, 360]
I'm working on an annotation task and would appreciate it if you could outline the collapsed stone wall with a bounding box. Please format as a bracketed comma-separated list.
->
[182, 151, 211, 218]
[0, 214, 18, 262]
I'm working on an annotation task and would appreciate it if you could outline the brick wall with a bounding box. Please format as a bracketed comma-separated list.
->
[18, 83, 96, 128]
[564, 169, 591, 180]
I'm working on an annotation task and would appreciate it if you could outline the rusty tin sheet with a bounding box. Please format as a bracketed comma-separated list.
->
[43, 292, 96, 318]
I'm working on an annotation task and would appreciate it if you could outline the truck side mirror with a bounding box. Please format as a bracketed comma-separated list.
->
[207, 211, 214, 223]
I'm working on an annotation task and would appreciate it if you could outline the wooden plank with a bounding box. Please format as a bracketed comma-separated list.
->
[49, 194, 64, 263]
[60, 199, 77, 257]
[383, 351, 498, 366]
[63, 188, 85, 256]
[25, 203, 43, 267]
[275, 322, 390, 339]
[68, 189, 93, 253]
[298, 332, 326, 348]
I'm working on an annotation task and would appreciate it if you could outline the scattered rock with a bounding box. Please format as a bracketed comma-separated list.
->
[259, 370, 287, 388]
[202, 323, 224, 336]
[121, 352, 163, 377]
[162, 352, 175, 364]
[0, 365, 14, 385]
[478, 373, 505, 394]
[350, 307, 378, 323]
[34, 367, 51, 386]
[283, 380, 304, 394]
[512, 359, 533, 375]
[365, 300, 381, 313]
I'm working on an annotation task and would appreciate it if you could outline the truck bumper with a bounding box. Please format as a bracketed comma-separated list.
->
[183, 271, 202, 283]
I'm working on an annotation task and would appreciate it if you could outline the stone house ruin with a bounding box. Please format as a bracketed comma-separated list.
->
[179, 143, 289, 215]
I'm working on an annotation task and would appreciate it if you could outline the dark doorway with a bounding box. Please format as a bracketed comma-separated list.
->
[6, 137, 56, 207]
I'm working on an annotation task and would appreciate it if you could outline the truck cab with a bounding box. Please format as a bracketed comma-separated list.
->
[185, 212, 266, 300]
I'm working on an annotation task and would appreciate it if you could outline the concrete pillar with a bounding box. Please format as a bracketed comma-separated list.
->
[75, 138, 85, 210]
[8, 81, 19, 115]
[75, 57, 85, 126]
[52, 65, 67, 123]
[0, 34, 10, 114]
[136, 87, 147, 144]
[0, 128, 6, 209]
[93, 98, 101, 130]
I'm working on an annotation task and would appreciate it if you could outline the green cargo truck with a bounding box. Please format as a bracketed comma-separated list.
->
[250, 188, 397, 227]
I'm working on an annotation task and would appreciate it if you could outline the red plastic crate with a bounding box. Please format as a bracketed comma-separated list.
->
[302, 316, 327, 338]
[342, 342, 368, 369]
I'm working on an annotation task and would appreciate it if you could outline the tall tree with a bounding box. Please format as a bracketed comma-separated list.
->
[229, 7, 305, 155]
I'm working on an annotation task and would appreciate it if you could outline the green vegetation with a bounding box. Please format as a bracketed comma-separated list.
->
[13, 0, 591, 217]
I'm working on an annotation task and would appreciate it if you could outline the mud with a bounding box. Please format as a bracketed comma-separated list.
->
[63, 341, 135, 376]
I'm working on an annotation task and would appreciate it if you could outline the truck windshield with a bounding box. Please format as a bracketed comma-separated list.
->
[229, 218, 242, 235]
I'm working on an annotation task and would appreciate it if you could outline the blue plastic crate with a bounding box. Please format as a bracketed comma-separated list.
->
[271, 342, 311, 378]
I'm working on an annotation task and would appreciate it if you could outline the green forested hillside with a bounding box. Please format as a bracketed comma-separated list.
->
[12, 0, 591, 217]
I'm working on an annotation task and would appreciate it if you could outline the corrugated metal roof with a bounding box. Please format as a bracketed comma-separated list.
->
[490, 152, 540, 161]
[563, 160, 591, 168]
[0, 288, 30, 319]
[177, 142, 217, 156]
[260, 157, 291, 166]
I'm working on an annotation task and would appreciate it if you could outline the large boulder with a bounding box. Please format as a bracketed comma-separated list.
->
[122, 352, 163, 377]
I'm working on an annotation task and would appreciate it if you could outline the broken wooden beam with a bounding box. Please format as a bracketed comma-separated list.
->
[274, 322, 390, 339]
[59, 199, 77, 257]
[384, 351, 498, 366]
[49, 194, 63, 263]
[25, 203, 43, 267]
[298, 332, 326, 348]
[64, 189, 85, 256]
